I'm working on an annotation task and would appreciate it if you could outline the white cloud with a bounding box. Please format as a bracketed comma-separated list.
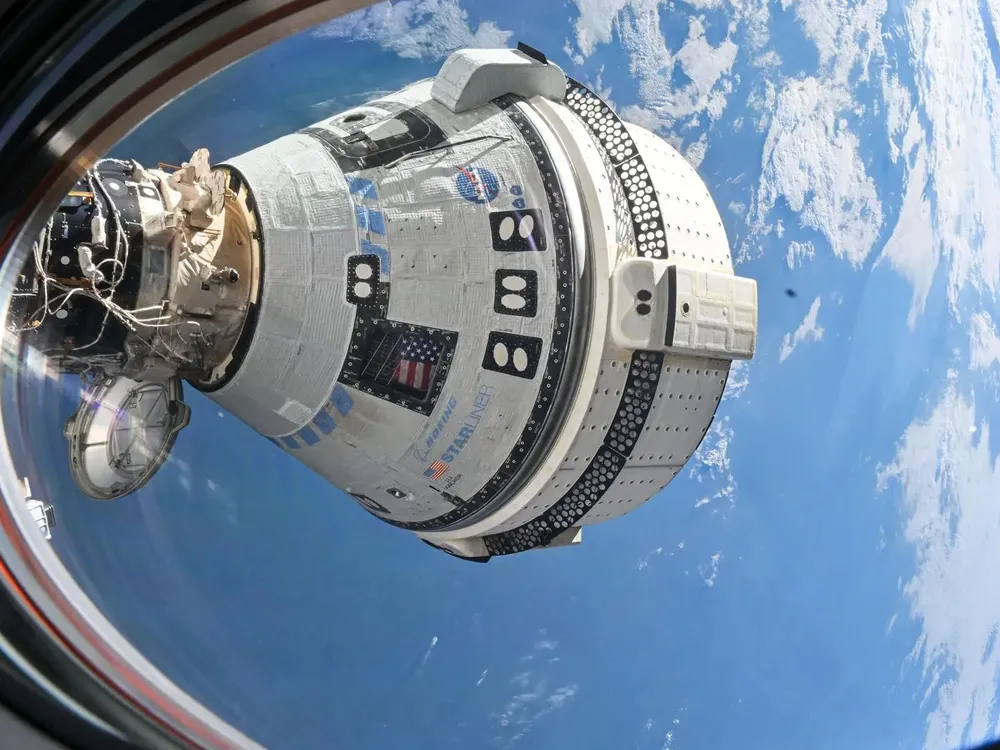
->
[700, 552, 722, 587]
[792, 0, 886, 86]
[690, 416, 737, 508]
[755, 78, 883, 266]
[619, 103, 669, 132]
[589, 65, 615, 108]
[493, 674, 577, 747]
[876, 377, 1000, 750]
[878, 142, 937, 327]
[637, 546, 664, 570]
[691, 418, 732, 481]
[684, 132, 709, 169]
[312, 0, 512, 60]
[490, 634, 577, 746]
[746, 0, 889, 267]
[779, 296, 824, 362]
[722, 359, 750, 403]
[420, 635, 438, 667]
[669, 17, 739, 122]
[970, 312, 1000, 371]
[881, 69, 913, 162]
[786, 240, 815, 269]
[895, 0, 1000, 310]
[746, 78, 777, 133]
[568, 0, 761, 131]
[571, 0, 631, 59]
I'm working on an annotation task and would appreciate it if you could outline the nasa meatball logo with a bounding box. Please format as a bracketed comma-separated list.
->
[456, 167, 499, 204]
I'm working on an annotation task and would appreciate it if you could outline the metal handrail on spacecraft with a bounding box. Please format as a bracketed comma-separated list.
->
[6, 43, 758, 562]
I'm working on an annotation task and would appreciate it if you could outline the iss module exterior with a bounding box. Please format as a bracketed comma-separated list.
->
[8, 44, 757, 561]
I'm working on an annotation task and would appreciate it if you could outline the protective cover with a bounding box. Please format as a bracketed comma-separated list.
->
[64, 375, 190, 500]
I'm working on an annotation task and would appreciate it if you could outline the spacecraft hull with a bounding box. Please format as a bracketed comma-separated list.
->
[11, 45, 758, 560]
[210, 80, 593, 534]
[197, 50, 756, 558]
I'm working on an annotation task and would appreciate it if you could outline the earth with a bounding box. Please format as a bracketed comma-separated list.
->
[15, 1, 1000, 749]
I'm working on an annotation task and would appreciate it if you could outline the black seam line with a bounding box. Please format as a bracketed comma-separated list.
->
[483, 350, 665, 556]
[378, 94, 577, 532]
[664, 264, 677, 347]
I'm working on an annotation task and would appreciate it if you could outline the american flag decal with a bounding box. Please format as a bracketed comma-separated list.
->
[392, 335, 442, 393]
[426, 460, 448, 480]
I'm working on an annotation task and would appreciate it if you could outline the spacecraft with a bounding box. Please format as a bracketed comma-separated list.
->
[5, 44, 757, 561]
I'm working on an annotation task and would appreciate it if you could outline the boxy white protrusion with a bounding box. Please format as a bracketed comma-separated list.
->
[610, 258, 757, 359]
[431, 48, 567, 114]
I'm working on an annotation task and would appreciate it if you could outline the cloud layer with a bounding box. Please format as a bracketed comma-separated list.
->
[313, 0, 512, 60]
[491, 635, 578, 748]
[779, 296, 824, 363]
[877, 378, 1000, 750]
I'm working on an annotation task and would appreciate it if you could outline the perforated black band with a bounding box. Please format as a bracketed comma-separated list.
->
[563, 78, 669, 260]
[482, 78, 672, 556]
[483, 350, 664, 555]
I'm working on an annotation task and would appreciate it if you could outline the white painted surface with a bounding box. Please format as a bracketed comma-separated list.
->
[209, 134, 357, 437]
[431, 48, 567, 113]
[198, 56, 755, 552]
[421, 95, 612, 540]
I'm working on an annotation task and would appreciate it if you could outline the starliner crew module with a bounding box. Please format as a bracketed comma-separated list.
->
[6, 44, 758, 561]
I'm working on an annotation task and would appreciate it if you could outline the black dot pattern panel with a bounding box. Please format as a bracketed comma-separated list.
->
[563, 79, 669, 260]
[376, 95, 578, 533]
[346, 254, 384, 308]
[589, 129, 636, 255]
[482, 331, 543, 380]
[494, 269, 539, 318]
[484, 350, 664, 555]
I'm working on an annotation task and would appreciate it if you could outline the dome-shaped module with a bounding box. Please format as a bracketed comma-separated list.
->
[578, 124, 739, 526]
[623, 123, 734, 273]
[422, 81, 757, 559]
